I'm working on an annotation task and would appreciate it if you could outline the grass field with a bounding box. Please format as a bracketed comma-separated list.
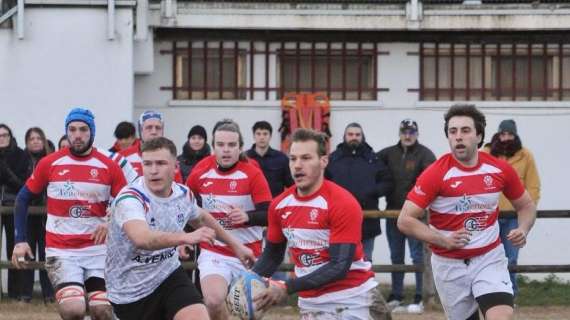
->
[2, 275, 569, 319]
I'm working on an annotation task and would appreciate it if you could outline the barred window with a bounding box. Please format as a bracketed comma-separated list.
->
[173, 42, 247, 100]
[279, 44, 377, 100]
[420, 43, 570, 101]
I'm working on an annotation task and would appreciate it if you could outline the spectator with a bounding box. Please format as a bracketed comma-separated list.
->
[483, 119, 541, 296]
[378, 119, 436, 313]
[246, 121, 293, 197]
[20, 127, 55, 303]
[326, 122, 393, 262]
[0, 124, 30, 301]
[57, 135, 69, 150]
[120, 110, 183, 183]
[177, 125, 211, 182]
[109, 121, 139, 153]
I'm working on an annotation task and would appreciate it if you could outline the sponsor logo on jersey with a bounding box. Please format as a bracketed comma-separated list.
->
[90, 169, 99, 179]
[414, 185, 426, 196]
[58, 169, 70, 176]
[177, 213, 185, 226]
[68, 205, 91, 218]
[299, 252, 321, 267]
[281, 211, 293, 220]
[463, 216, 488, 232]
[450, 181, 463, 188]
[56, 181, 101, 200]
[308, 209, 319, 225]
[455, 195, 495, 213]
[149, 217, 156, 227]
[229, 180, 238, 192]
[131, 247, 176, 264]
[202, 181, 213, 188]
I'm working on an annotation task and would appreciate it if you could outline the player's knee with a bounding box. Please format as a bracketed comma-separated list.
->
[58, 304, 86, 320]
[203, 293, 226, 311]
[89, 305, 113, 320]
[485, 305, 514, 320]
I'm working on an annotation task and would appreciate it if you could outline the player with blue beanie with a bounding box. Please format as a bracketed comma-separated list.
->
[64, 107, 96, 156]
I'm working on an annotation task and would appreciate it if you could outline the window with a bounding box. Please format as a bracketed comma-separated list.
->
[420, 43, 570, 101]
[172, 42, 247, 100]
[279, 45, 377, 100]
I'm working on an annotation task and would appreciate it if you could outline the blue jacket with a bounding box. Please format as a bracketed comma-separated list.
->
[326, 142, 394, 240]
[246, 145, 293, 198]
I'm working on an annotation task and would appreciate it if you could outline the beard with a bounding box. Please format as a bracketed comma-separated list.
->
[490, 133, 522, 158]
[69, 140, 92, 156]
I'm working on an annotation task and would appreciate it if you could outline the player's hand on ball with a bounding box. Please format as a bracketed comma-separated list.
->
[443, 228, 471, 249]
[11, 242, 34, 269]
[187, 226, 216, 245]
[228, 206, 249, 225]
[506, 228, 527, 248]
[91, 223, 108, 245]
[254, 280, 287, 311]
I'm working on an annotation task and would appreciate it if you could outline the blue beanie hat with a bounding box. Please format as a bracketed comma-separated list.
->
[65, 108, 96, 142]
[138, 110, 163, 136]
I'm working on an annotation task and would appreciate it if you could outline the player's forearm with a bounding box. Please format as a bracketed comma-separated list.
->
[516, 200, 536, 236]
[134, 230, 186, 251]
[198, 210, 241, 249]
[14, 186, 34, 243]
[246, 202, 269, 226]
[397, 215, 446, 248]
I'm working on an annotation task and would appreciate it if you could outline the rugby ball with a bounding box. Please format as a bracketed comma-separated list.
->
[226, 272, 269, 320]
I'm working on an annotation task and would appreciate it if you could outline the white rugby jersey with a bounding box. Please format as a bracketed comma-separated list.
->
[407, 152, 525, 259]
[105, 178, 201, 304]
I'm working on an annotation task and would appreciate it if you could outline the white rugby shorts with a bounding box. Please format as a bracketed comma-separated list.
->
[432, 245, 513, 320]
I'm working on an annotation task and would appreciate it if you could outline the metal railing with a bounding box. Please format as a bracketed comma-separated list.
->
[1, 206, 569, 303]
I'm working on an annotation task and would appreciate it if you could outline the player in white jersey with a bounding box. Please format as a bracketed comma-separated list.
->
[397, 104, 537, 320]
[106, 137, 255, 320]
[13, 108, 127, 320]
[186, 119, 272, 320]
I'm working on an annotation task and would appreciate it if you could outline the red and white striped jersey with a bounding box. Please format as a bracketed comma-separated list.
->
[26, 148, 127, 257]
[267, 180, 374, 299]
[119, 144, 183, 183]
[187, 155, 272, 257]
[407, 152, 525, 259]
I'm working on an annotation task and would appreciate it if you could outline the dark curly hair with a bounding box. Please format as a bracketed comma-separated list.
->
[444, 104, 486, 148]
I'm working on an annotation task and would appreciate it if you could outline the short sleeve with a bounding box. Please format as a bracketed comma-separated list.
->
[25, 157, 50, 194]
[249, 169, 273, 204]
[406, 163, 441, 209]
[113, 196, 147, 228]
[266, 200, 286, 243]
[328, 191, 362, 244]
[186, 190, 202, 222]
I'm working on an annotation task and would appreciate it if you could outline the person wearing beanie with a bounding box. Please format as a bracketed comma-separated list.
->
[177, 125, 211, 181]
[12, 107, 128, 320]
[64, 107, 96, 156]
[120, 110, 183, 183]
[483, 119, 541, 297]
[326, 122, 394, 266]
[377, 118, 436, 314]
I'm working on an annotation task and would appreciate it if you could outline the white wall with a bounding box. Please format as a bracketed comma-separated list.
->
[0, 8, 134, 149]
[134, 40, 570, 282]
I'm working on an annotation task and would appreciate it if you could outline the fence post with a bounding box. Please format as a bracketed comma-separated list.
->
[421, 210, 437, 309]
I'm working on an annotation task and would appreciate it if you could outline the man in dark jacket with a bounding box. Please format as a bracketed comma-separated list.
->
[246, 121, 293, 198]
[326, 122, 394, 262]
[0, 124, 30, 301]
[377, 119, 436, 314]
